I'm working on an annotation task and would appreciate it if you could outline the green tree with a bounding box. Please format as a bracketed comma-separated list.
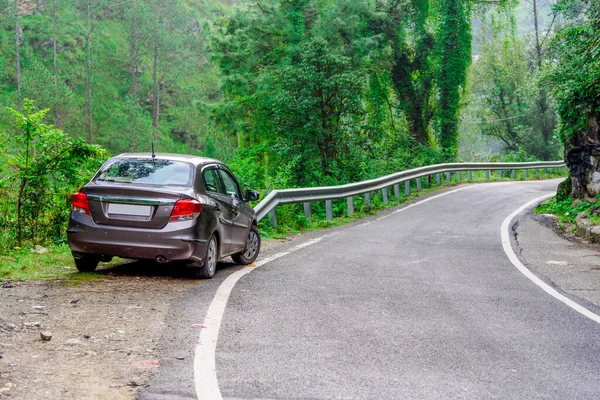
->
[467, 9, 560, 159]
[546, 0, 600, 199]
[3, 100, 107, 249]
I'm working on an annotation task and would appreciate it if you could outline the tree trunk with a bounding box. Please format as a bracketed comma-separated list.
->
[129, 0, 138, 151]
[565, 116, 600, 200]
[86, 0, 93, 143]
[532, 0, 553, 160]
[15, 1, 21, 111]
[130, 0, 138, 97]
[152, 42, 159, 143]
[53, 0, 61, 127]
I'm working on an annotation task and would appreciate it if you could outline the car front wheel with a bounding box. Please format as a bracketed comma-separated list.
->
[232, 225, 261, 265]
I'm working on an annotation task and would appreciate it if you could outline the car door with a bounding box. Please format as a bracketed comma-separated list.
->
[217, 167, 252, 251]
[201, 166, 237, 254]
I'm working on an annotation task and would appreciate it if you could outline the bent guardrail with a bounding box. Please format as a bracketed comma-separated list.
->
[255, 161, 567, 225]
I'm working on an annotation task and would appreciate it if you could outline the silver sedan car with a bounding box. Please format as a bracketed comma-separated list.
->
[67, 153, 261, 278]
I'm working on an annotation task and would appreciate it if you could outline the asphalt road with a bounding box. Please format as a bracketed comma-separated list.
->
[141, 180, 600, 399]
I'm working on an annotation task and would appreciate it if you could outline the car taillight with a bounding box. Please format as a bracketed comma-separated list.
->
[170, 198, 203, 222]
[71, 192, 90, 215]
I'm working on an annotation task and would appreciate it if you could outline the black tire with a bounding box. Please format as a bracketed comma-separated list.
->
[232, 225, 261, 265]
[194, 235, 218, 279]
[74, 254, 100, 272]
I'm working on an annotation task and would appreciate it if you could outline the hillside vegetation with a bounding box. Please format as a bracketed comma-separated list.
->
[1, 0, 594, 253]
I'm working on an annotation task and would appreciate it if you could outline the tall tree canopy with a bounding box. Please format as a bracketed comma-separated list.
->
[547, 0, 600, 199]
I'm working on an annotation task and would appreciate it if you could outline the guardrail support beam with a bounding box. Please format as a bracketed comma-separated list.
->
[525, 169, 529, 178]
[405, 181, 410, 195]
[511, 170, 516, 179]
[303, 202, 311, 221]
[446, 172, 451, 182]
[416, 179, 422, 191]
[467, 171, 472, 181]
[485, 170, 489, 179]
[365, 192, 371, 207]
[458, 171, 462, 181]
[382, 188, 389, 204]
[436, 173, 441, 185]
[269, 208, 277, 227]
[498, 170, 503, 179]
[347, 197, 354, 216]
[394, 184, 400, 199]
[326, 200, 333, 221]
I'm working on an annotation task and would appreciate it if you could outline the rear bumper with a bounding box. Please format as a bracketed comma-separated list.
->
[67, 212, 208, 262]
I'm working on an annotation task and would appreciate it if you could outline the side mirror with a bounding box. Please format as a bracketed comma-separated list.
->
[245, 189, 260, 202]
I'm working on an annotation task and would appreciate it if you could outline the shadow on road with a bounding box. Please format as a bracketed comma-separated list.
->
[94, 259, 241, 280]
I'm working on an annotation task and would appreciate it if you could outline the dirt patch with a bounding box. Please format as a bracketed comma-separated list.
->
[0, 262, 200, 399]
[0, 238, 290, 399]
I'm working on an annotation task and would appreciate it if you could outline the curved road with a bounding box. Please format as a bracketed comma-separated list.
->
[141, 180, 600, 399]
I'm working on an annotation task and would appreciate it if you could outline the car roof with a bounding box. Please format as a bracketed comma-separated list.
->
[114, 153, 222, 167]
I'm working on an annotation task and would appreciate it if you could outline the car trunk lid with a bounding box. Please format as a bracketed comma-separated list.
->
[84, 185, 189, 229]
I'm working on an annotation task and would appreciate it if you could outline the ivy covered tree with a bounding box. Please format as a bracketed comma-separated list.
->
[547, 0, 600, 199]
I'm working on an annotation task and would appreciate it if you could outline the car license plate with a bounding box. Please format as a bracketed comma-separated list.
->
[107, 203, 152, 217]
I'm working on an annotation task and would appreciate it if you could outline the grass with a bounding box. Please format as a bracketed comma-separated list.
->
[535, 193, 600, 225]
[0, 244, 121, 284]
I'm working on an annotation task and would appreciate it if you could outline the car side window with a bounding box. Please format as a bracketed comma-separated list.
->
[202, 168, 225, 194]
[218, 169, 242, 199]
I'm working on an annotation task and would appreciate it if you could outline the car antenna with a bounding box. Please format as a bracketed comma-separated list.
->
[152, 143, 156, 162]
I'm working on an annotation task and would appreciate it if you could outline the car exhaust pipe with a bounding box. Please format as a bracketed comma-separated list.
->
[155, 255, 168, 264]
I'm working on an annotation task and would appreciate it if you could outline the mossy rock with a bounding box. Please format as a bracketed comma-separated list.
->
[556, 177, 572, 202]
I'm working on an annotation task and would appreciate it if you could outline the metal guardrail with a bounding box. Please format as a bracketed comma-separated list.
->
[255, 161, 567, 224]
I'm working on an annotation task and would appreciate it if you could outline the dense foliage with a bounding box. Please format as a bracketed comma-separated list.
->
[0, 0, 592, 251]
[0, 100, 107, 252]
[546, 0, 600, 142]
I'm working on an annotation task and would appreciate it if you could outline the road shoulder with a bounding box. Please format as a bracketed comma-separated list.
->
[516, 212, 600, 310]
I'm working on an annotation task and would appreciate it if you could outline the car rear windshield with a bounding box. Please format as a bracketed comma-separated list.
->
[94, 159, 194, 187]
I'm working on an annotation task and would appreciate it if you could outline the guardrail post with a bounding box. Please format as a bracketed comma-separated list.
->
[498, 170, 503, 179]
[347, 197, 354, 216]
[382, 188, 389, 204]
[525, 169, 529, 179]
[485, 170, 489, 180]
[416, 178, 422, 190]
[394, 184, 400, 199]
[364, 192, 371, 207]
[303, 202, 311, 221]
[405, 181, 410, 195]
[511, 170, 516, 179]
[326, 200, 333, 221]
[436, 173, 441, 185]
[467, 171, 472, 181]
[445, 172, 451, 182]
[266, 190, 277, 227]
[458, 171, 462, 181]
[544, 168, 548, 174]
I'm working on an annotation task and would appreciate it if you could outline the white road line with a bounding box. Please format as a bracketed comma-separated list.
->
[193, 185, 477, 399]
[501, 195, 600, 325]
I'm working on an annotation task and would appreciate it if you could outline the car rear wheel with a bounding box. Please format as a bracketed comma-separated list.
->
[194, 235, 218, 279]
[73, 254, 100, 272]
[232, 225, 261, 265]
